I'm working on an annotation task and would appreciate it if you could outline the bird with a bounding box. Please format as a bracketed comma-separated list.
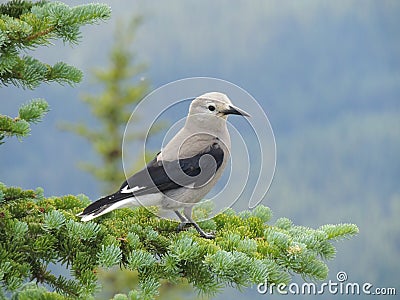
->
[77, 92, 250, 238]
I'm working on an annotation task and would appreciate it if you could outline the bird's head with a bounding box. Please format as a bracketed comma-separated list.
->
[188, 92, 250, 123]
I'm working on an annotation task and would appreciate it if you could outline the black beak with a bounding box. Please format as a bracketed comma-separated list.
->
[221, 105, 251, 117]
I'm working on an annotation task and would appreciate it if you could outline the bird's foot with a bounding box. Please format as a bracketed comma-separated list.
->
[176, 221, 192, 232]
[176, 222, 215, 239]
[176, 221, 216, 239]
[199, 231, 215, 239]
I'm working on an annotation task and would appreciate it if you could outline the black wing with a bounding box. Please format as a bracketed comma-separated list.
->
[80, 143, 224, 216]
[122, 142, 224, 195]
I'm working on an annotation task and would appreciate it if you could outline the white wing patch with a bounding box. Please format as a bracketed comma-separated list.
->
[80, 197, 137, 222]
[156, 150, 163, 161]
[121, 185, 145, 194]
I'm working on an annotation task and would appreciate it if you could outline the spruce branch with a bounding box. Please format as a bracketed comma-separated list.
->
[24, 25, 53, 42]
[0, 98, 49, 144]
[0, 0, 111, 144]
[18, 98, 49, 123]
[0, 0, 48, 19]
[0, 182, 359, 299]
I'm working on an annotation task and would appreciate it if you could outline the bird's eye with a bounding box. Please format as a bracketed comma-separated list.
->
[208, 105, 215, 111]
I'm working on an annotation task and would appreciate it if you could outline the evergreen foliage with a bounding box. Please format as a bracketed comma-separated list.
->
[0, 1, 360, 299]
[0, 0, 111, 143]
[62, 18, 156, 193]
[0, 98, 49, 144]
[0, 182, 359, 299]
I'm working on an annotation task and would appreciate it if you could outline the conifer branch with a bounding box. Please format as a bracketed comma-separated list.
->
[0, 182, 359, 299]
[0, 0, 111, 143]
[25, 25, 54, 42]
[0, 98, 49, 144]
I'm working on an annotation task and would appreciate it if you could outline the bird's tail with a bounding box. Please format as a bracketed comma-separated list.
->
[76, 193, 136, 222]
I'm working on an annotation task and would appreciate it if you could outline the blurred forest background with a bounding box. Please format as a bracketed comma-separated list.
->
[1, 0, 399, 299]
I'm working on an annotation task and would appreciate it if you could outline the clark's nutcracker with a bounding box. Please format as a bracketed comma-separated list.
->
[77, 92, 250, 238]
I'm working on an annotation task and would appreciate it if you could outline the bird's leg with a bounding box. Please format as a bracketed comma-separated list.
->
[174, 210, 187, 222]
[182, 207, 215, 239]
[174, 210, 191, 232]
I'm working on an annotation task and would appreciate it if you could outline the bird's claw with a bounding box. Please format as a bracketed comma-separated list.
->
[200, 232, 215, 239]
[176, 221, 192, 232]
[176, 222, 215, 239]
